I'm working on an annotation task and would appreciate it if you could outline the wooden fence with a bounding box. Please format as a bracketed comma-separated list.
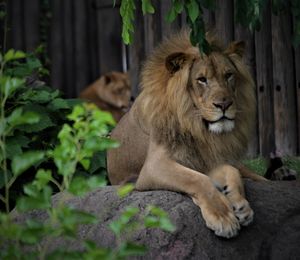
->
[3, 0, 300, 157]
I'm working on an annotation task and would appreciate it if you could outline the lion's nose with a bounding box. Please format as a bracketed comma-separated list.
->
[213, 100, 233, 111]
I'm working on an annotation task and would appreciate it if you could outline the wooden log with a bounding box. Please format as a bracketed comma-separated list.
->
[49, 0, 64, 91]
[143, 0, 162, 57]
[129, 1, 145, 97]
[23, 0, 40, 52]
[74, 0, 89, 95]
[62, 0, 75, 98]
[86, 0, 100, 82]
[215, 0, 234, 45]
[203, 8, 215, 31]
[272, 11, 297, 155]
[9, 0, 24, 51]
[294, 19, 300, 154]
[96, 4, 122, 75]
[235, 26, 258, 157]
[255, 6, 275, 157]
[160, 1, 181, 38]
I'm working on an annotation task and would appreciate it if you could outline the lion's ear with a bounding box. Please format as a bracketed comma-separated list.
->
[101, 73, 113, 85]
[225, 41, 245, 58]
[165, 52, 189, 74]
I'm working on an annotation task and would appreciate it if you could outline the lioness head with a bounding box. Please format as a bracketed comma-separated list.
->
[165, 41, 246, 134]
[96, 71, 131, 109]
[80, 71, 131, 109]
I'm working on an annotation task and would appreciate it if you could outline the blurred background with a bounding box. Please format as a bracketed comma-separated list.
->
[1, 0, 299, 157]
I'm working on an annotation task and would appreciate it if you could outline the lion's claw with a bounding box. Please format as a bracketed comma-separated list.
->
[194, 193, 241, 238]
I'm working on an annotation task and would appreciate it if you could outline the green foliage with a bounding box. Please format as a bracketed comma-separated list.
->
[118, 0, 300, 53]
[120, 0, 156, 44]
[120, 0, 136, 44]
[117, 183, 135, 198]
[242, 157, 268, 176]
[235, 0, 267, 31]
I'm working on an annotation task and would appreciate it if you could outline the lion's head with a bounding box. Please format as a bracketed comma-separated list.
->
[80, 72, 131, 109]
[139, 31, 256, 170]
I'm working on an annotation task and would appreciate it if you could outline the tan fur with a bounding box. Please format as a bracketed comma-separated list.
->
[79, 71, 131, 122]
[107, 31, 265, 238]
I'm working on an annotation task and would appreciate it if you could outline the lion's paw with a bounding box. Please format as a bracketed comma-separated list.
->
[194, 193, 240, 238]
[221, 186, 254, 226]
[232, 199, 254, 226]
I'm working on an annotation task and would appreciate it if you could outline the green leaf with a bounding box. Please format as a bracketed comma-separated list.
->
[166, 7, 178, 22]
[187, 0, 199, 23]
[67, 105, 85, 121]
[109, 206, 139, 236]
[148, 205, 167, 217]
[15, 104, 54, 133]
[159, 217, 176, 232]
[173, 0, 184, 13]
[145, 206, 176, 232]
[5, 135, 30, 159]
[118, 242, 147, 257]
[120, 207, 139, 223]
[69, 176, 106, 196]
[5, 56, 42, 78]
[34, 169, 52, 190]
[144, 216, 160, 228]
[84, 241, 111, 259]
[20, 89, 55, 104]
[17, 186, 52, 211]
[47, 98, 71, 110]
[11, 151, 45, 176]
[120, 0, 136, 44]
[7, 107, 40, 130]
[142, 0, 155, 15]
[0, 76, 25, 97]
[117, 183, 135, 198]
[89, 151, 106, 174]
[80, 158, 90, 170]
[4, 49, 26, 62]
[20, 219, 48, 244]
[86, 175, 107, 189]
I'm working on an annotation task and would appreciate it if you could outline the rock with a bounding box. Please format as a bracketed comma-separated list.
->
[14, 180, 300, 259]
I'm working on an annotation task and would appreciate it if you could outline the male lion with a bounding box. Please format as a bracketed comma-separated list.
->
[79, 71, 131, 122]
[107, 31, 265, 238]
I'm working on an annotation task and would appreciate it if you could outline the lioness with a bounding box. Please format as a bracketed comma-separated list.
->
[79, 71, 131, 122]
[107, 31, 265, 238]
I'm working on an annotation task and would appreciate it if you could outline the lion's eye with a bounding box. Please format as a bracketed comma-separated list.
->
[225, 72, 233, 81]
[197, 77, 207, 84]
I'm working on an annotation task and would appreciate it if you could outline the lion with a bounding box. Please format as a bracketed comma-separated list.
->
[107, 31, 266, 238]
[79, 71, 131, 122]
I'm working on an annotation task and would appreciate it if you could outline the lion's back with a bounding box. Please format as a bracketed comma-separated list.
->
[107, 101, 149, 184]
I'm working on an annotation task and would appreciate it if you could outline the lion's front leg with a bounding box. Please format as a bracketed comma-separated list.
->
[136, 141, 240, 238]
[209, 165, 254, 226]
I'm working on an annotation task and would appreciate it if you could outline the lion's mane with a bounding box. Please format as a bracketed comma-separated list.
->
[138, 31, 256, 172]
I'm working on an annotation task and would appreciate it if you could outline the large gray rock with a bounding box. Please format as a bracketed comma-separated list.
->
[15, 180, 300, 259]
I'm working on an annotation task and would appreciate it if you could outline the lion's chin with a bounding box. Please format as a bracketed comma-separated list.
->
[207, 119, 235, 134]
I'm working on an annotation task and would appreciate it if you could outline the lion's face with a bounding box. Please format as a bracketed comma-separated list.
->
[96, 72, 131, 109]
[188, 53, 238, 134]
[164, 41, 247, 135]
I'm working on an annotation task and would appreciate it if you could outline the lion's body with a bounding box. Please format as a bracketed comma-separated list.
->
[107, 31, 265, 238]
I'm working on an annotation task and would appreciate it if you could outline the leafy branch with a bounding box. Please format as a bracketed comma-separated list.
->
[118, 0, 300, 54]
